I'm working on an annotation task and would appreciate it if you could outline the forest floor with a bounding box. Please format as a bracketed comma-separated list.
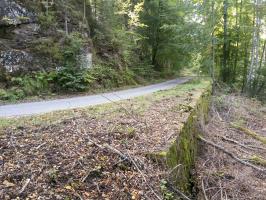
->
[196, 91, 266, 200]
[0, 79, 210, 200]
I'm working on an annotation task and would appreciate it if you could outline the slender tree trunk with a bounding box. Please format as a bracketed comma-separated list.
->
[94, 0, 97, 19]
[242, 42, 249, 92]
[63, 0, 69, 36]
[233, 0, 242, 83]
[258, 40, 266, 72]
[222, 0, 228, 82]
[152, 0, 162, 70]
[247, 0, 261, 94]
[83, 0, 86, 23]
[211, 0, 215, 82]
[65, 14, 69, 35]
[255, 40, 266, 93]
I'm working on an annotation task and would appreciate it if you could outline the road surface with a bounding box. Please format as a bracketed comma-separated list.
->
[0, 78, 189, 117]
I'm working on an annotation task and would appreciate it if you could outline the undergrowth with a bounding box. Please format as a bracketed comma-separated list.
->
[0, 31, 167, 102]
[0, 65, 162, 101]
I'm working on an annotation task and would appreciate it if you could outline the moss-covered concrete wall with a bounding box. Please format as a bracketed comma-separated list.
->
[154, 84, 212, 195]
[167, 86, 211, 194]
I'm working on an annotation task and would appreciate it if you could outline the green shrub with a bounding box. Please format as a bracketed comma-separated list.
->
[50, 32, 91, 92]
[34, 38, 63, 62]
[52, 67, 94, 92]
[132, 65, 158, 79]
[88, 65, 137, 88]
[118, 69, 137, 86]
[63, 32, 84, 67]
[160, 179, 174, 200]
[38, 12, 57, 31]
[0, 88, 25, 101]
[88, 65, 119, 88]
[11, 72, 51, 96]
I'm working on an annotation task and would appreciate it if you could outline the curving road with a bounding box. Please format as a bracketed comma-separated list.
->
[0, 78, 190, 117]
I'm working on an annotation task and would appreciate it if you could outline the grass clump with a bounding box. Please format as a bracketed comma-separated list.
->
[231, 123, 266, 145]
[249, 155, 266, 167]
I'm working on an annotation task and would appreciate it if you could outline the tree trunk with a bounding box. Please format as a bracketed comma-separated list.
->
[211, 0, 215, 82]
[222, 0, 228, 82]
[233, 0, 242, 83]
[152, 0, 163, 70]
[247, 0, 261, 94]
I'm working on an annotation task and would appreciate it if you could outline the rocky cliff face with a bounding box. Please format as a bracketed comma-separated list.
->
[0, 0, 36, 26]
[0, 0, 40, 77]
[0, 0, 93, 82]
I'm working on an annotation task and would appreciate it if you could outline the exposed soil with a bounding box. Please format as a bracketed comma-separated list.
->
[0, 82, 207, 200]
[196, 94, 266, 200]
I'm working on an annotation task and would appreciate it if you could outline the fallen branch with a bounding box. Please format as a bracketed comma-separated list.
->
[211, 106, 223, 121]
[220, 136, 254, 151]
[198, 136, 266, 173]
[247, 145, 266, 151]
[87, 136, 133, 164]
[201, 179, 209, 200]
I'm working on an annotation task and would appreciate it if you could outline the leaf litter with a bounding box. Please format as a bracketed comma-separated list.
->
[0, 82, 208, 200]
[196, 94, 266, 200]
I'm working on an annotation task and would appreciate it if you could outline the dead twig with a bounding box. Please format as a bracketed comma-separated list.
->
[19, 178, 31, 194]
[105, 143, 130, 161]
[198, 136, 266, 173]
[247, 145, 266, 151]
[100, 94, 149, 130]
[126, 151, 163, 200]
[84, 131, 162, 200]
[219, 136, 255, 151]
[35, 142, 46, 150]
[212, 106, 223, 121]
[201, 179, 209, 200]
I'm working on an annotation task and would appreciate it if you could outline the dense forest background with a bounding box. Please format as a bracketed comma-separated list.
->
[0, 0, 265, 100]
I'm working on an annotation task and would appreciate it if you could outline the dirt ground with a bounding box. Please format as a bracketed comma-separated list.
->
[196, 93, 266, 200]
[0, 81, 209, 200]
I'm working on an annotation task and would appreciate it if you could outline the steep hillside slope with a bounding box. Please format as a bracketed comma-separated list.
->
[0, 0, 92, 77]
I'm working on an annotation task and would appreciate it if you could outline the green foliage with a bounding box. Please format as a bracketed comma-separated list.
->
[88, 65, 137, 88]
[0, 89, 22, 101]
[160, 179, 174, 200]
[38, 12, 57, 31]
[132, 65, 158, 79]
[195, 0, 266, 98]
[1, 0, 204, 101]
[63, 33, 84, 67]
[11, 72, 51, 96]
[52, 68, 93, 92]
[0, 72, 52, 101]
[33, 38, 63, 62]
[50, 32, 89, 92]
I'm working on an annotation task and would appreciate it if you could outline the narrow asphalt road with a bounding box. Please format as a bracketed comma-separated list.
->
[0, 78, 189, 117]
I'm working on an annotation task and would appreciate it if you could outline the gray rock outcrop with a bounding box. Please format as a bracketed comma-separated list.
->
[0, 0, 38, 76]
[0, 0, 36, 26]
